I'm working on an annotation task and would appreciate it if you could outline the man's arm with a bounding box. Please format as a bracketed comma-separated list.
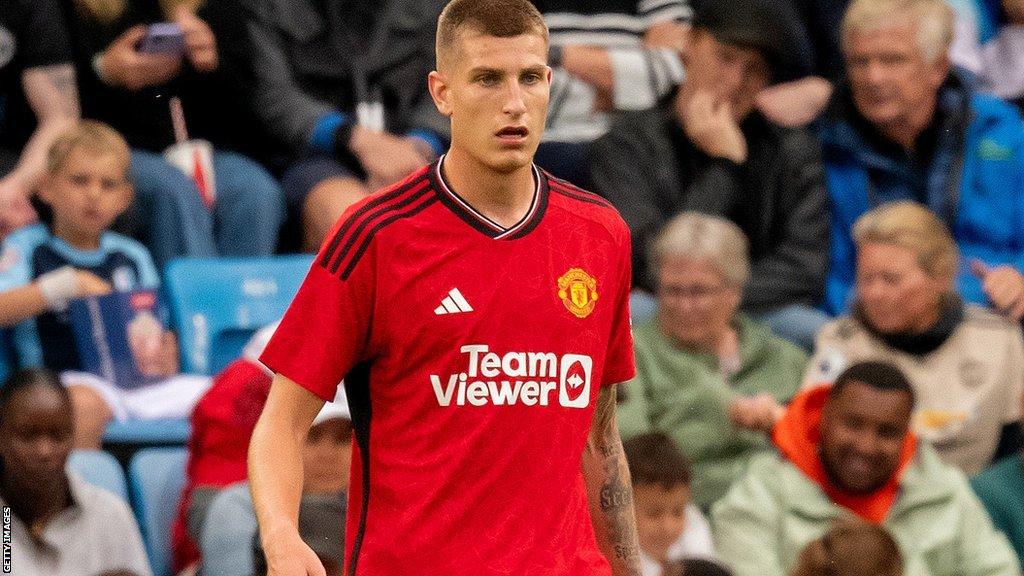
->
[248, 374, 329, 576]
[582, 384, 643, 576]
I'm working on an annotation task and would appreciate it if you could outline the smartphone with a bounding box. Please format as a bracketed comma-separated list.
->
[136, 22, 186, 57]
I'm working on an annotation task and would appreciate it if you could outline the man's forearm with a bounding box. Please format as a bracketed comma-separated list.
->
[583, 385, 643, 576]
[248, 402, 307, 546]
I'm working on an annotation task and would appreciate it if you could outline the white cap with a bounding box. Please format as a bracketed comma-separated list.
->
[313, 385, 350, 426]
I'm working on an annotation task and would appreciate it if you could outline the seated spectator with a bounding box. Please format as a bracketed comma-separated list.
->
[0, 122, 210, 448]
[819, 0, 1024, 320]
[807, 202, 1023, 474]
[624, 432, 715, 576]
[663, 558, 734, 576]
[948, 0, 1024, 109]
[203, 0, 446, 251]
[0, 368, 150, 576]
[790, 520, 904, 576]
[618, 213, 806, 507]
[59, 0, 285, 267]
[197, 399, 351, 576]
[0, 0, 79, 238]
[533, 0, 690, 186]
[589, 0, 829, 349]
[713, 361, 1020, 576]
[971, 392, 1024, 569]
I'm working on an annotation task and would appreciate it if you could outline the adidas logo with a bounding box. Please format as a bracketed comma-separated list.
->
[434, 288, 474, 315]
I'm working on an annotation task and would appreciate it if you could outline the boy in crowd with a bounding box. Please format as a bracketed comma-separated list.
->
[624, 432, 716, 576]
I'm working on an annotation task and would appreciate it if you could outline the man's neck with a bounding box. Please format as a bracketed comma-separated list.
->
[0, 472, 70, 529]
[442, 147, 536, 229]
[876, 97, 939, 152]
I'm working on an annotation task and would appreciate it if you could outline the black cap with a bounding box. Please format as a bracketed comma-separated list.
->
[690, 0, 812, 83]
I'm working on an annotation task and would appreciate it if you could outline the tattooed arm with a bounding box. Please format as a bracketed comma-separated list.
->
[582, 384, 643, 576]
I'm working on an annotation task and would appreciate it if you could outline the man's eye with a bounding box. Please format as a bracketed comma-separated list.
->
[522, 73, 541, 84]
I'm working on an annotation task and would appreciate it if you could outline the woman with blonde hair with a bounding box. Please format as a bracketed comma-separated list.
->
[807, 201, 1024, 474]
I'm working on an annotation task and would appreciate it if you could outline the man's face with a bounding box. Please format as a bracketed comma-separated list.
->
[819, 381, 913, 495]
[676, 30, 771, 122]
[634, 482, 690, 563]
[845, 20, 948, 131]
[303, 419, 353, 495]
[429, 30, 550, 173]
[656, 257, 741, 351]
[0, 385, 74, 493]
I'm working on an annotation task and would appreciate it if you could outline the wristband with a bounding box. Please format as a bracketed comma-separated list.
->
[37, 266, 78, 312]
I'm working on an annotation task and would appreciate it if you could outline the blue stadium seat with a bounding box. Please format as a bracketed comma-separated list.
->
[67, 449, 128, 501]
[104, 417, 192, 445]
[128, 447, 189, 576]
[164, 255, 314, 375]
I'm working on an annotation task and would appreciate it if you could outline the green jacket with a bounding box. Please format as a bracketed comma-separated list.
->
[712, 446, 1022, 576]
[617, 315, 806, 507]
[972, 456, 1024, 570]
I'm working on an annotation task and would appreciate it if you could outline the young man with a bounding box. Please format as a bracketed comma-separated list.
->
[248, 1, 642, 575]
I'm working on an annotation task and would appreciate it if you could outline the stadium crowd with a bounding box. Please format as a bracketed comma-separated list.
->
[1, 0, 1024, 574]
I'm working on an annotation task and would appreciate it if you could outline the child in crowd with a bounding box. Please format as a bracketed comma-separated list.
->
[790, 520, 904, 576]
[0, 121, 207, 448]
[624, 432, 716, 576]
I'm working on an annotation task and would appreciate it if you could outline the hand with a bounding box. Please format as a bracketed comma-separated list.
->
[349, 127, 432, 189]
[158, 331, 180, 376]
[729, 393, 784, 433]
[0, 178, 38, 237]
[643, 21, 691, 55]
[174, 6, 218, 72]
[98, 25, 183, 90]
[755, 76, 833, 128]
[680, 90, 747, 163]
[74, 270, 113, 298]
[263, 531, 327, 576]
[972, 260, 1024, 321]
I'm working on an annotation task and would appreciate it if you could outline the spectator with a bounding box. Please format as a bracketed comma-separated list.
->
[590, 0, 829, 349]
[0, 122, 211, 449]
[663, 558, 734, 576]
[807, 202, 1023, 474]
[618, 213, 806, 508]
[790, 520, 904, 576]
[624, 432, 715, 576]
[0, 0, 80, 238]
[819, 0, 1024, 320]
[203, 0, 447, 251]
[713, 361, 1020, 576]
[59, 0, 285, 268]
[532, 0, 690, 186]
[971, 392, 1024, 569]
[948, 0, 1024, 109]
[0, 368, 151, 576]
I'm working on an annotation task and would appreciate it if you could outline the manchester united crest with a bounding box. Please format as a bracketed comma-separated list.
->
[557, 268, 598, 318]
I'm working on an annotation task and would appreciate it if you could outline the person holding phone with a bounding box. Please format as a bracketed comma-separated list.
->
[56, 0, 285, 268]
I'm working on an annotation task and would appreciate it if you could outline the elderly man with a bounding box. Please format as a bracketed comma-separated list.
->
[589, 0, 828, 349]
[821, 0, 1024, 318]
[713, 361, 1021, 576]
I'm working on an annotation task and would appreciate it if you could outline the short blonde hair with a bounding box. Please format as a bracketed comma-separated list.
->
[651, 212, 750, 287]
[46, 120, 131, 176]
[853, 201, 958, 283]
[842, 0, 954, 63]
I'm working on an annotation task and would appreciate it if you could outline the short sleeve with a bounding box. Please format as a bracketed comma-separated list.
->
[17, 0, 73, 69]
[601, 225, 636, 386]
[0, 230, 36, 293]
[259, 227, 377, 401]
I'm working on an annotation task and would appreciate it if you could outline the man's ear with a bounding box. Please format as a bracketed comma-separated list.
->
[428, 71, 453, 117]
[928, 54, 951, 89]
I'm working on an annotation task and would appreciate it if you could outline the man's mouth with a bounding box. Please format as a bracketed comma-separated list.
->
[496, 126, 529, 139]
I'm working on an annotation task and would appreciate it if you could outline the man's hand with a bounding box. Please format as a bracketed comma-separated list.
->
[972, 260, 1024, 321]
[0, 177, 37, 236]
[643, 20, 691, 55]
[680, 91, 747, 163]
[349, 126, 432, 190]
[755, 76, 833, 128]
[174, 6, 218, 73]
[262, 529, 327, 576]
[98, 26, 182, 90]
[730, 393, 784, 433]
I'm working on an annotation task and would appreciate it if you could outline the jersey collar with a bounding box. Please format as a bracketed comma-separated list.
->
[430, 155, 548, 240]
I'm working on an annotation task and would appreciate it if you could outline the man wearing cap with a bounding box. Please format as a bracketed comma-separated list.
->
[589, 0, 830, 349]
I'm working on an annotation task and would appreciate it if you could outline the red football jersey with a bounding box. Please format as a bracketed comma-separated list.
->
[261, 157, 635, 575]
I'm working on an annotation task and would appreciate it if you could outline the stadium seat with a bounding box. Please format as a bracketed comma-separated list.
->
[104, 417, 192, 445]
[164, 255, 313, 375]
[68, 449, 129, 501]
[128, 447, 189, 576]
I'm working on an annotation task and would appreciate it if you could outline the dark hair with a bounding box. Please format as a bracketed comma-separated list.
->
[664, 558, 733, 576]
[623, 432, 692, 490]
[832, 361, 915, 409]
[435, 0, 548, 68]
[791, 520, 904, 576]
[0, 368, 71, 427]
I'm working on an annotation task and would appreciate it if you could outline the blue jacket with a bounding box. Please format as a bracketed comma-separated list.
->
[820, 75, 1024, 314]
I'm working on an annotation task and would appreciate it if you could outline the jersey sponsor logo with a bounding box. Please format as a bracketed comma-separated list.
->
[431, 345, 592, 408]
[557, 268, 598, 318]
[434, 288, 473, 315]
